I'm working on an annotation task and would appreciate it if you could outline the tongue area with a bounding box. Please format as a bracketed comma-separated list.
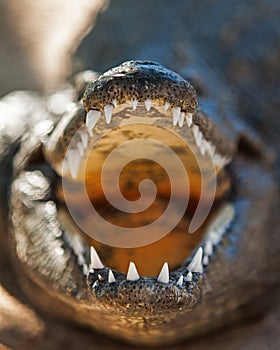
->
[59, 121, 230, 276]
[84, 124, 206, 275]
[88, 200, 205, 276]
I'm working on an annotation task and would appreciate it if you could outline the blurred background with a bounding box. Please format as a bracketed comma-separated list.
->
[1, 0, 279, 144]
[0, 0, 279, 349]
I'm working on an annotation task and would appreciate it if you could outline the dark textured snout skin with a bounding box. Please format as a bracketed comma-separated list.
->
[83, 60, 198, 113]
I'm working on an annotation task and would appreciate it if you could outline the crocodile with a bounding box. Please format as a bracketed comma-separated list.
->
[0, 1, 280, 349]
[0, 57, 277, 347]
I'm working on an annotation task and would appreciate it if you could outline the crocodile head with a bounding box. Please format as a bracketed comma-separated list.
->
[11, 61, 278, 346]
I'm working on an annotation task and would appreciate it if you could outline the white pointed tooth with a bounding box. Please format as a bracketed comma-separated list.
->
[186, 271, 193, 282]
[204, 241, 213, 256]
[83, 264, 89, 276]
[164, 101, 170, 111]
[157, 262, 169, 284]
[176, 275, 184, 287]
[203, 139, 211, 155]
[86, 110, 101, 132]
[192, 124, 199, 142]
[62, 157, 69, 175]
[145, 99, 152, 111]
[178, 112, 185, 127]
[203, 143, 210, 156]
[112, 98, 117, 108]
[210, 230, 220, 245]
[200, 138, 207, 155]
[208, 143, 216, 157]
[214, 154, 230, 168]
[196, 131, 203, 148]
[206, 203, 235, 245]
[188, 247, 203, 274]
[67, 148, 80, 179]
[213, 154, 220, 167]
[203, 255, 209, 266]
[131, 98, 138, 110]
[64, 232, 85, 259]
[104, 104, 113, 124]
[90, 246, 104, 269]
[108, 269, 116, 283]
[210, 144, 216, 155]
[214, 154, 222, 167]
[80, 132, 89, 149]
[77, 142, 84, 156]
[186, 112, 193, 127]
[98, 274, 104, 281]
[127, 262, 140, 281]
[172, 107, 181, 126]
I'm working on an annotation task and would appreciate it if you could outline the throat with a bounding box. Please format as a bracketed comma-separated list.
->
[57, 121, 231, 276]
[87, 198, 207, 276]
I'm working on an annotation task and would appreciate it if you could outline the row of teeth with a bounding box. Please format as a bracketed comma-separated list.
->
[83, 246, 200, 286]
[63, 99, 230, 179]
[67, 203, 234, 287]
[86, 99, 193, 129]
[191, 124, 231, 168]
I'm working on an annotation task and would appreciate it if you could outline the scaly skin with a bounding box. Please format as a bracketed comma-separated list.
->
[1, 60, 277, 346]
[1, 2, 279, 347]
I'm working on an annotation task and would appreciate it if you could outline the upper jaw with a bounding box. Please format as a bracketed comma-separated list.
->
[61, 202, 235, 314]
[83, 60, 198, 113]
[45, 61, 235, 179]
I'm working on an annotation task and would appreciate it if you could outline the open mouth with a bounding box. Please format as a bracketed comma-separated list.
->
[45, 61, 235, 280]
[10, 60, 277, 345]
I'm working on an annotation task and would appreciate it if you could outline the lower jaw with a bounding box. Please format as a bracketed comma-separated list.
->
[59, 194, 226, 276]
[11, 148, 278, 346]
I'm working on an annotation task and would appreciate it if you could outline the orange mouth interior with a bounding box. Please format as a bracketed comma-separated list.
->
[59, 124, 230, 276]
